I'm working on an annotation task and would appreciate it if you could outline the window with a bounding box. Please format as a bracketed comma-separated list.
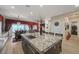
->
[11, 24, 29, 32]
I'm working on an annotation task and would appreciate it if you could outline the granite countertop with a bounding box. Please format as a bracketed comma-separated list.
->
[21, 32, 63, 53]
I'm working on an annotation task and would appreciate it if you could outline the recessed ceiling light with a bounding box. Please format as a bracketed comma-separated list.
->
[11, 6, 15, 9]
[30, 12, 33, 15]
[40, 5, 43, 7]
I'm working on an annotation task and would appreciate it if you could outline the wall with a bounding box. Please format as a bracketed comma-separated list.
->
[49, 17, 65, 35]
[0, 21, 2, 36]
[0, 15, 3, 36]
[69, 17, 79, 38]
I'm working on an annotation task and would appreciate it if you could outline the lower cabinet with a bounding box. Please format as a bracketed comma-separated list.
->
[21, 36, 62, 54]
[45, 40, 62, 54]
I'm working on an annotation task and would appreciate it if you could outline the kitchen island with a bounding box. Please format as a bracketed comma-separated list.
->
[21, 32, 63, 54]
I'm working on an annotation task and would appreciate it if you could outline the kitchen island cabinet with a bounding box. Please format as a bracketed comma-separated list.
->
[21, 33, 62, 54]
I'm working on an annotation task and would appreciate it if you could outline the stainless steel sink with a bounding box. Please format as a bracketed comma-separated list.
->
[26, 35, 36, 39]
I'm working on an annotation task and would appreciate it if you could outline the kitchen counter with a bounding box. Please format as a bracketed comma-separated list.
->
[21, 32, 63, 54]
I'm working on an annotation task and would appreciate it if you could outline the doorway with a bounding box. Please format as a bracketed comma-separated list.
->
[71, 21, 78, 36]
[71, 25, 78, 35]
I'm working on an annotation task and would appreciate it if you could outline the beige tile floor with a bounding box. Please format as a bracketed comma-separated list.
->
[1, 38, 24, 54]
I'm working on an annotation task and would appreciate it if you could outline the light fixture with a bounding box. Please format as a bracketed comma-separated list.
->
[40, 5, 43, 7]
[30, 12, 33, 15]
[11, 6, 15, 9]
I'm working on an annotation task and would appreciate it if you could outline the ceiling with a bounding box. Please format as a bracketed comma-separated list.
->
[0, 5, 79, 22]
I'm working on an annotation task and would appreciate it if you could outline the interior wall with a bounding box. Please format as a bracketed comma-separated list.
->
[0, 21, 2, 36]
[49, 17, 65, 35]
[0, 15, 3, 36]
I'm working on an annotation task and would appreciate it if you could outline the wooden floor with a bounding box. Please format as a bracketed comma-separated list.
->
[1, 38, 24, 54]
[1, 35, 79, 54]
[62, 35, 79, 54]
